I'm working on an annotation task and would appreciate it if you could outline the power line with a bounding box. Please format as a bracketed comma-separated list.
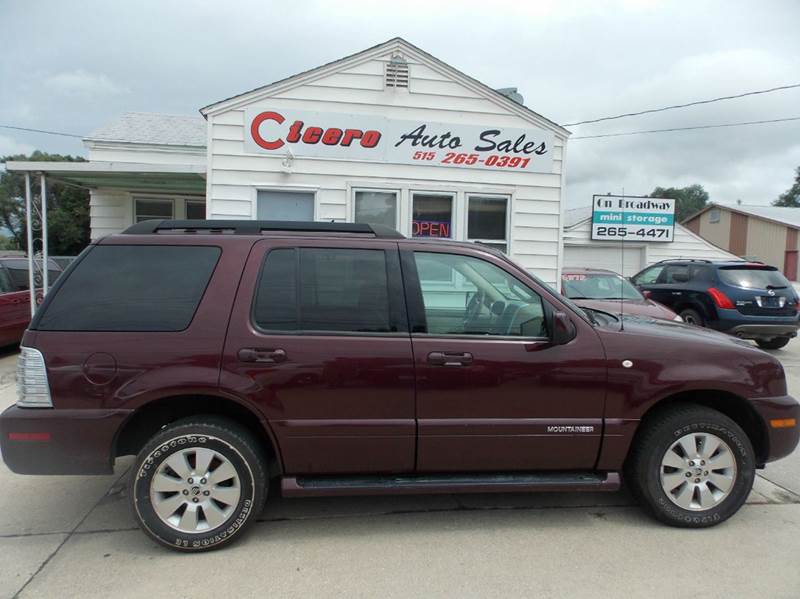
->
[563, 83, 800, 127]
[570, 116, 800, 140]
[0, 124, 84, 138]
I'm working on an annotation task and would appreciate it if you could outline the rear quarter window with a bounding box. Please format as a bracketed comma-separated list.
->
[35, 245, 221, 331]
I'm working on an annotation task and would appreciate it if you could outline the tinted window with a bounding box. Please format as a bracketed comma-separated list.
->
[254, 248, 394, 333]
[718, 266, 790, 289]
[36, 246, 220, 331]
[0, 259, 61, 291]
[414, 252, 546, 337]
[661, 264, 690, 284]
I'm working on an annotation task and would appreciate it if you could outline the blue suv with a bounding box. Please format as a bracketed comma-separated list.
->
[630, 259, 800, 349]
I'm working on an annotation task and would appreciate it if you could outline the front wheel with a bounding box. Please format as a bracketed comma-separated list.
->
[756, 336, 791, 350]
[130, 417, 267, 551]
[625, 404, 755, 527]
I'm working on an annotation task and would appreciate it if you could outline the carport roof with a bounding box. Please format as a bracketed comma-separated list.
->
[4, 161, 206, 194]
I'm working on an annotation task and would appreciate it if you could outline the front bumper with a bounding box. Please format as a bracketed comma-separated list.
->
[0, 405, 131, 474]
[750, 395, 800, 464]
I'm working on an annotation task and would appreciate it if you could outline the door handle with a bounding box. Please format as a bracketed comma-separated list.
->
[238, 348, 287, 363]
[427, 351, 473, 367]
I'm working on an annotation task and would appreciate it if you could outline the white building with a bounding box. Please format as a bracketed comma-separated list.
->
[8, 38, 569, 285]
[563, 206, 738, 276]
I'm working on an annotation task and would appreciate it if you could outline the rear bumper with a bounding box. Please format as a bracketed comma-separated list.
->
[0, 406, 131, 474]
[750, 395, 800, 464]
[711, 310, 799, 340]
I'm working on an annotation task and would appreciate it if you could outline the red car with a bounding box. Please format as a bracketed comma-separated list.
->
[0, 256, 62, 347]
[561, 267, 681, 322]
[1, 220, 798, 552]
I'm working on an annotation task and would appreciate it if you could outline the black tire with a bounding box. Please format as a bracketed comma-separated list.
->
[130, 416, 267, 552]
[756, 336, 791, 350]
[625, 404, 755, 528]
[679, 308, 705, 327]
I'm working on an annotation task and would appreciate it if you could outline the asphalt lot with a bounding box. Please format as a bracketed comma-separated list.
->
[1, 342, 800, 599]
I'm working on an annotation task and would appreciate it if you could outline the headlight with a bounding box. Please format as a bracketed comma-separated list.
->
[16, 346, 53, 408]
[673, 315, 684, 322]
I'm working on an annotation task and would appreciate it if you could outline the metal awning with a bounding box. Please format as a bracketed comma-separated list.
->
[5, 161, 206, 194]
[4, 161, 207, 316]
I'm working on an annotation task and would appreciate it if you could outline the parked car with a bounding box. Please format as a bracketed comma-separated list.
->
[2, 220, 798, 552]
[0, 256, 63, 347]
[561, 267, 681, 322]
[630, 259, 800, 350]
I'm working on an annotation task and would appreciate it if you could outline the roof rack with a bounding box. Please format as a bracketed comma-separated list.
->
[122, 219, 405, 239]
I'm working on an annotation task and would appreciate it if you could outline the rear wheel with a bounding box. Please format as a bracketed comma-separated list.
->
[626, 404, 755, 527]
[756, 336, 791, 350]
[679, 308, 704, 327]
[130, 416, 267, 551]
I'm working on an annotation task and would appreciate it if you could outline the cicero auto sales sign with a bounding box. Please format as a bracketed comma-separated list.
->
[244, 108, 555, 173]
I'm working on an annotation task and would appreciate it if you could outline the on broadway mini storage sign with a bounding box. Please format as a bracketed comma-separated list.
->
[244, 108, 555, 173]
[591, 195, 676, 242]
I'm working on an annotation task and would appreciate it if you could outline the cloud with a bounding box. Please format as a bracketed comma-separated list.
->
[0, 135, 35, 158]
[43, 70, 128, 98]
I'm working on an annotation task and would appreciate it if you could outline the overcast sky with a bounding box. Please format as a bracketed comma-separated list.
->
[2, 0, 799, 208]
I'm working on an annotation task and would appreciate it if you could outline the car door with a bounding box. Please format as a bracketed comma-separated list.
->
[221, 238, 416, 475]
[401, 244, 607, 472]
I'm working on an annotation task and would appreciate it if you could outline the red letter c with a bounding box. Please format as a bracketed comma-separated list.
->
[251, 111, 285, 150]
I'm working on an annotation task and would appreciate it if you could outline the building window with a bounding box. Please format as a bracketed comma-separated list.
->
[709, 208, 721, 223]
[256, 190, 314, 221]
[353, 189, 398, 229]
[185, 199, 205, 220]
[134, 198, 174, 223]
[467, 195, 509, 253]
[412, 193, 454, 238]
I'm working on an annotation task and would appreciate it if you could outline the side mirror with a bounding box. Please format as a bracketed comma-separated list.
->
[551, 311, 577, 345]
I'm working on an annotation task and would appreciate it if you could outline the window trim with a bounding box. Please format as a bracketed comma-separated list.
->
[466, 193, 511, 253]
[133, 197, 175, 223]
[250, 245, 409, 337]
[400, 249, 549, 341]
[351, 187, 401, 230]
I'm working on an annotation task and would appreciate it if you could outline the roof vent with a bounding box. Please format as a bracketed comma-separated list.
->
[496, 87, 524, 104]
[385, 55, 409, 89]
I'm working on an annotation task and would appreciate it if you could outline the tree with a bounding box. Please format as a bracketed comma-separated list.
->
[773, 166, 800, 207]
[650, 184, 710, 222]
[0, 151, 90, 255]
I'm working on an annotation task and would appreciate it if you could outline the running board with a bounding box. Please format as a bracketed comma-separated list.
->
[281, 471, 620, 497]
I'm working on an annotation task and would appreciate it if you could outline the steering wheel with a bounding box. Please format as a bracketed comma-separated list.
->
[464, 290, 486, 328]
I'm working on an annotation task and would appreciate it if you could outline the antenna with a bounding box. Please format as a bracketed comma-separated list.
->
[620, 187, 625, 332]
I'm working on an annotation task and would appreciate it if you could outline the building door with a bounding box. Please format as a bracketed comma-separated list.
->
[256, 190, 314, 221]
[784, 250, 798, 281]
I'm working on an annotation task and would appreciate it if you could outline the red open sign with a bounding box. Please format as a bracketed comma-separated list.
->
[412, 220, 450, 238]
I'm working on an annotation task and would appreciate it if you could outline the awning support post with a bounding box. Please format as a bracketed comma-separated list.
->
[24, 173, 35, 317]
[40, 174, 49, 295]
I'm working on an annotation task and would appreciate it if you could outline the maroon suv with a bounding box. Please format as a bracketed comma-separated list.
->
[2, 220, 798, 552]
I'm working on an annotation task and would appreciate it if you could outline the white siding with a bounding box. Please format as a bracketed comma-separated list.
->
[89, 189, 130, 239]
[206, 50, 566, 284]
[563, 218, 738, 276]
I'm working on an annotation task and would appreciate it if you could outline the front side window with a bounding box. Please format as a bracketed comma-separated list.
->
[134, 198, 174, 223]
[414, 252, 546, 337]
[632, 265, 664, 285]
[36, 246, 220, 331]
[354, 190, 398, 229]
[253, 248, 396, 333]
[468, 195, 508, 253]
[412, 193, 453, 238]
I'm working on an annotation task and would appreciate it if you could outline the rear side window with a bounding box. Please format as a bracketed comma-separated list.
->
[253, 248, 398, 333]
[718, 266, 790, 289]
[36, 245, 220, 331]
[1, 259, 61, 291]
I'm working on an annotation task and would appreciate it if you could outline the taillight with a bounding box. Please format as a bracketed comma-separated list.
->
[707, 287, 735, 309]
[16, 347, 53, 408]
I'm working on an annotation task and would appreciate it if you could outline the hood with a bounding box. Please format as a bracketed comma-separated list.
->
[574, 298, 678, 320]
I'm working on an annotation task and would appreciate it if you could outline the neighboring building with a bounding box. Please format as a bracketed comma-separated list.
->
[8, 38, 569, 285]
[563, 206, 737, 276]
[684, 203, 800, 280]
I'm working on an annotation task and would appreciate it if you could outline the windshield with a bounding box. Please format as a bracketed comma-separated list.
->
[561, 273, 643, 300]
[718, 266, 789, 290]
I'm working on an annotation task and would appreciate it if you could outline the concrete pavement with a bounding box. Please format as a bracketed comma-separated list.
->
[1, 342, 799, 599]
